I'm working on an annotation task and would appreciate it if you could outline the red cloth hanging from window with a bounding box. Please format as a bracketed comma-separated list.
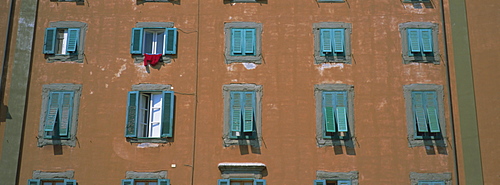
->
[143, 54, 162, 66]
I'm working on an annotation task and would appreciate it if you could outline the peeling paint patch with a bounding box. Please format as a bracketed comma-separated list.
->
[377, 98, 387, 110]
[114, 64, 127, 78]
[231, 79, 238, 82]
[137, 143, 160, 148]
[105, 84, 109, 88]
[243, 63, 257, 70]
[316, 63, 344, 76]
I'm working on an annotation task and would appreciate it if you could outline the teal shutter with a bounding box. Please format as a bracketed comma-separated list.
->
[323, 92, 336, 132]
[130, 28, 143, 54]
[164, 28, 177, 54]
[59, 92, 74, 137]
[335, 92, 348, 132]
[243, 92, 255, 132]
[43, 28, 57, 54]
[333, 29, 345, 53]
[161, 91, 174, 137]
[254, 179, 266, 185]
[314, 179, 326, 185]
[408, 29, 421, 53]
[418, 182, 431, 185]
[412, 92, 429, 132]
[421, 29, 433, 52]
[28, 179, 41, 185]
[45, 92, 60, 132]
[122, 179, 134, 185]
[230, 92, 242, 132]
[66, 28, 80, 52]
[218, 179, 230, 185]
[321, 29, 333, 53]
[125, 91, 139, 137]
[425, 92, 440, 132]
[64, 179, 77, 185]
[337, 180, 351, 185]
[432, 182, 445, 185]
[232, 29, 243, 55]
[158, 179, 170, 185]
[244, 29, 255, 55]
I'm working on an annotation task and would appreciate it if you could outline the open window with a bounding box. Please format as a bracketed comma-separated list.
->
[130, 22, 177, 64]
[218, 163, 267, 185]
[43, 21, 87, 63]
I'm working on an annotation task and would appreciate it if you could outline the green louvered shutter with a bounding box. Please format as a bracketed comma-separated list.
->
[122, 179, 134, 185]
[43, 28, 57, 54]
[165, 28, 177, 54]
[314, 179, 326, 185]
[321, 29, 333, 53]
[337, 180, 351, 185]
[232, 29, 243, 55]
[408, 29, 421, 53]
[421, 29, 433, 52]
[64, 179, 77, 185]
[244, 29, 255, 55]
[413, 92, 429, 132]
[28, 179, 41, 185]
[333, 29, 345, 53]
[125, 91, 139, 137]
[243, 92, 255, 132]
[218, 179, 230, 185]
[66, 28, 80, 52]
[59, 92, 74, 137]
[336, 92, 348, 132]
[130, 28, 143, 54]
[230, 92, 242, 132]
[161, 91, 174, 137]
[45, 92, 60, 132]
[425, 92, 440, 132]
[323, 92, 336, 132]
[158, 179, 170, 185]
[254, 179, 266, 185]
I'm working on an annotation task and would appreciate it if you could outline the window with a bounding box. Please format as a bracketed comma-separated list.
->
[315, 84, 354, 147]
[313, 22, 352, 64]
[130, 22, 177, 64]
[316, 171, 359, 185]
[217, 179, 266, 185]
[410, 172, 451, 185]
[43, 21, 87, 63]
[122, 179, 170, 185]
[399, 22, 439, 64]
[125, 84, 174, 143]
[223, 84, 262, 147]
[38, 84, 82, 147]
[224, 22, 262, 64]
[404, 84, 446, 147]
[28, 179, 76, 185]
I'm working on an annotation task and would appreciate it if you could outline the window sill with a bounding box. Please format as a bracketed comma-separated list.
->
[225, 55, 262, 64]
[127, 138, 170, 143]
[46, 54, 83, 63]
[223, 137, 261, 147]
[316, 137, 354, 147]
[317, 0, 345, 3]
[132, 55, 172, 64]
[314, 55, 351, 64]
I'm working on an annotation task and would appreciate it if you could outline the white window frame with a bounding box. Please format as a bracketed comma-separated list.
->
[137, 92, 163, 138]
[143, 29, 166, 55]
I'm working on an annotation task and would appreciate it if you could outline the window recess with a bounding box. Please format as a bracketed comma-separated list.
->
[130, 28, 177, 55]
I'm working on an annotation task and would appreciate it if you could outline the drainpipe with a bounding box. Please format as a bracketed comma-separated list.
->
[1, 0, 14, 104]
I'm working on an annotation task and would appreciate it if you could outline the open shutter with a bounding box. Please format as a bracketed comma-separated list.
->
[243, 92, 255, 132]
[321, 29, 333, 53]
[28, 179, 41, 185]
[413, 92, 429, 132]
[333, 29, 345, 53]
[45, 92, 60, 132]
[314, 179, 326, 185]
[59, 92, 74, 137]
[218, 179, 230, 185]
[161, 91, 174, 137]
[335, 92, 348, 132]
[122, 179, 134, 185]
[230, 92, 242, 132]
[64, 179, 77, 185]
[66, 28, 80, 52]
[130, 28, 143, 54]
[158, 179, 170, 185]
[323, 92, 336, 132]
[254, 179, 266, 185]
[337, 180, 351, 185]
[408, 29, 421, 53]
[43, 28, 57, 54]
[125, 91, 140, 137]
[231, 29, 243, 55]
[164, 28, 177, 54]
[425, 92, 440, 132]
[421, 29, 433, 52]
[244, 29, 255, 55]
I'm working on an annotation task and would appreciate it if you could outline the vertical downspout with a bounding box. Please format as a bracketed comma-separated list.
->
[190, 0, 201, 184]
[0, 0, 14, 104]
[438, 0, 459, 184]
